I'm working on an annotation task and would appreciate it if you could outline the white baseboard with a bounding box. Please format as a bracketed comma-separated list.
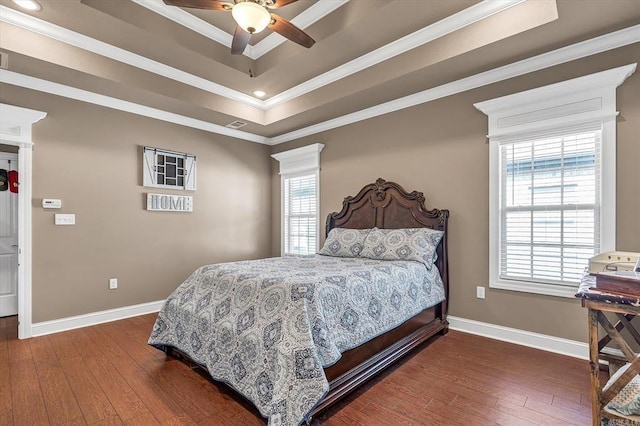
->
[448, 315, 589, 360]
[31, 300, 165, 337]
[28, 303, 588, 361]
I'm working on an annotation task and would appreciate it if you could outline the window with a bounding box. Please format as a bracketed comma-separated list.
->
[499, 126, 601, 288]
[475, 64, 635, 297]
[283, 173, 318, 255]
[143, 146, 196, 190]
[272, 143, 324, 256]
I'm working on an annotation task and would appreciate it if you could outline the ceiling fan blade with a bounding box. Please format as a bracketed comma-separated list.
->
[231, 25, 251, 54]
[162, 0, 232, 11]
[268, 13, 315, 48]
[266, 0, 299, 9]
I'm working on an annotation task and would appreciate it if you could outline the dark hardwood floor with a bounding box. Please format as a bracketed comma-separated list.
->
[0, 314, 595, 425]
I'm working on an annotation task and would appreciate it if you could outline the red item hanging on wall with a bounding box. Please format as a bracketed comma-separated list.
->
[8, 170, 18, 193]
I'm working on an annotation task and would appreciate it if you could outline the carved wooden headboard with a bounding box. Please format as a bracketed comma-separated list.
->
[326, 178, 450, 316]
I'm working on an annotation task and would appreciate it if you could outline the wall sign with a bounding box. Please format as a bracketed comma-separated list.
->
[146, 193, 193, 212]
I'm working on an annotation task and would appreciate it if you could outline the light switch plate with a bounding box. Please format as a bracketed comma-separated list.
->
[54, 214, 75, 225]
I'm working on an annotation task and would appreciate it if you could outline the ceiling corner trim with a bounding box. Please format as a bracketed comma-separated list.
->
[268, 24, 640, 145]
[249, 0, 349, 59]
[1, 22, 636, 148]
[130, 0, 233, 48]
[262, 0, 526, 108]
[0, 69, 269, 144]
[0, 0, 529, 112]
[0, 5, 264, 109]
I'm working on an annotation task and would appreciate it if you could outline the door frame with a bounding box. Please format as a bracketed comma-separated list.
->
[0, 103, 47, 339]
[0, 151, 19, 316]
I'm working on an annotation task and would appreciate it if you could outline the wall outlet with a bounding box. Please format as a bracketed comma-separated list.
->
[109, 278, 118, 290]
[476, 286, 486, 299]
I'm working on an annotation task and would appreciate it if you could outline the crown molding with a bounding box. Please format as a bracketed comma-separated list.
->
[249, 0, 349, 59]
[0, 1, 525, 111]
[474, 63, 636, 116]
[268, 25, 640, 145]
[130, 0, 233, 49]
[262, 0, 525, 108]
[1, 25, 637, 146]
[0, 5, 264, 109]
[0, 69, 268, 144]
[271, 142, 324, 175]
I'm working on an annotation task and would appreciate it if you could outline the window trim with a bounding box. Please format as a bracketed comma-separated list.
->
[271, 143, 325, 256]
[475, 64, 636, 298]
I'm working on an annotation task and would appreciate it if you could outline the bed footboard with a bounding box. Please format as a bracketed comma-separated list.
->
[312, 307, 447, 417]
[158, 304, 447, 421]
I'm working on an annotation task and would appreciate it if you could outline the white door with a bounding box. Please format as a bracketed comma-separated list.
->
[0, 153, 18, 317]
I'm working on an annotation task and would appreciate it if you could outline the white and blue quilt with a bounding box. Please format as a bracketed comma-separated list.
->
[148, 255, 445, 425]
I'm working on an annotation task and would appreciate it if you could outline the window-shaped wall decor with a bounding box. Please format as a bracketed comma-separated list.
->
[143, 146, 196, 190]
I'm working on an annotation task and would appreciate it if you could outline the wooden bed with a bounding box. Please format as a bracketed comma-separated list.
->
[161, 178, 450, 422]
[313, 177, 449, 416]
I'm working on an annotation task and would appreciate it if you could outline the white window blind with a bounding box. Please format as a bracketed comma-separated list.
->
[499, 126, 601, 287]
[283, 173, 317, 255]
[476, 65, 633, 297]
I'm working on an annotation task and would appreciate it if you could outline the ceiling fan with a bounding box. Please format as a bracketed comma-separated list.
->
[162, 0, 316, 54]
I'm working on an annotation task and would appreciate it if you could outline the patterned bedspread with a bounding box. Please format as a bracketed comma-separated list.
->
[148, 255, 445, 425]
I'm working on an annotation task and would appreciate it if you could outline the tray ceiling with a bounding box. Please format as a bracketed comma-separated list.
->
[0, 0, 638, 144]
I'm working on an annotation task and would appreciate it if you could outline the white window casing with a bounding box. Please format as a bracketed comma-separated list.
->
[474, 63, 636, 298]
[272, 143, 325, 256]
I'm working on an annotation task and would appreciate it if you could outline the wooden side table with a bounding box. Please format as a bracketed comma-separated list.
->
[577, 274, 640, 425]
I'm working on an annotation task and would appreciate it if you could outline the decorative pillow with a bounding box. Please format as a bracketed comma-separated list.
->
[606, 367, 640, 416]
[360, 227, 443, 268]
[318, 228, 371, 258]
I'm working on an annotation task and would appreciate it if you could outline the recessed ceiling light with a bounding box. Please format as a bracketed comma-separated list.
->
[11, 0, 41, 11]
[253, 90, 266, 98]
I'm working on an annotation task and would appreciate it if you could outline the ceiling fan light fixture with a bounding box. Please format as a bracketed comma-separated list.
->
[232, 1, 271, 34]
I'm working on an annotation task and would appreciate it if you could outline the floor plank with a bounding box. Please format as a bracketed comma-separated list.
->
[57, 355, 118, 424]
[9, 358, 50, 425]
[83, 356, 150, 422]
[0, 318, 13, 425]
[3, 315, 594, 425]
[31, 354, 84, 425]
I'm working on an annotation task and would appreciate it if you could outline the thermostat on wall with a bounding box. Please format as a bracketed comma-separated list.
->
[42, 199, 62, 209]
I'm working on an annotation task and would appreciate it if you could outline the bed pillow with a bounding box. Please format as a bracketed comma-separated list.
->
[360, 227, 443, 268]
[606, 366, 640, 416]
[318, 228, 371, 258]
